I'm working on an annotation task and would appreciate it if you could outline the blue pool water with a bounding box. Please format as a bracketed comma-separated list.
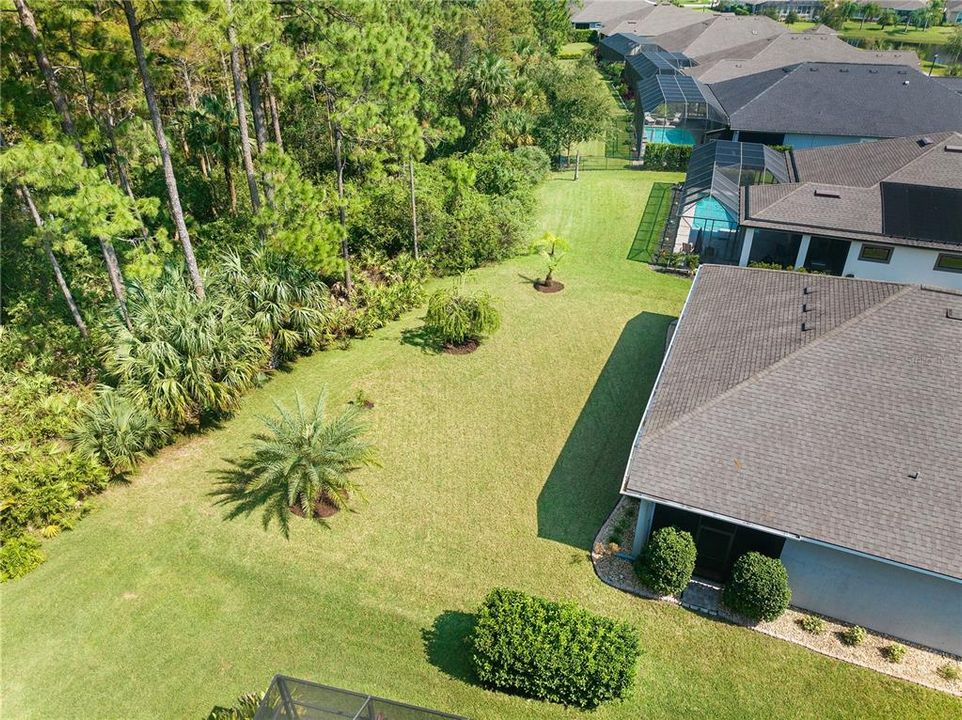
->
[645, 126, 695, 145]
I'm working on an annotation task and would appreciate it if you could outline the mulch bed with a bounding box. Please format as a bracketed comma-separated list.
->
[289, 497, 340, 519]
[535, 280, 565, 293]
[443, 339, 479, 355]
[592, 497, 962, 696]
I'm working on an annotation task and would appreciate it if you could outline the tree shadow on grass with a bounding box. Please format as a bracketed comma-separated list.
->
[209, 463, 334, 539]
[422, 610, 477, 685]
[400, 325, 443, 354]
[537, 311, 676, 551]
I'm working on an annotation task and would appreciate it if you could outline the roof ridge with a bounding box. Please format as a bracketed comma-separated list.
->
[631, 281, 914, 454]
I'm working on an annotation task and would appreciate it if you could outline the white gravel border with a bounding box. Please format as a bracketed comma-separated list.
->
[592, 497, 961, 696]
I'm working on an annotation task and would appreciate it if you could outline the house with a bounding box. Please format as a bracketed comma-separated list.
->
[740, 0, 824, 18]
[622, 264, 962, 655]
[571, 0, 661, 33]
[598, 31, 648, 62]
[946, 0, 962, 23]
[739, 133, 962, 288]
[853, 0, 929, 21]
[708, 63, 962, 148]
[667, 134, 962, 289]
[690, 32, 918, 84]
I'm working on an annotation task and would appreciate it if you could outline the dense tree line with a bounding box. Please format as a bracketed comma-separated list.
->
[0, 0, 609, 578]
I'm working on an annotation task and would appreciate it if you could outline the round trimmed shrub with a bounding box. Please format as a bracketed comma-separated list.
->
[723, 552, 791, 621]
[634, 526, 696, 596]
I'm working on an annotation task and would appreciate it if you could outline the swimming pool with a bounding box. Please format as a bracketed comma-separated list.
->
[644, 126, 696, 145]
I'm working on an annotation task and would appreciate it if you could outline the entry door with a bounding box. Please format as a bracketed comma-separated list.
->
[694, 521, 735, 581]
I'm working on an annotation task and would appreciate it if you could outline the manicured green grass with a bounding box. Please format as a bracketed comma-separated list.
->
[3, 170, 960, 720]
[840, 21, 958, 46]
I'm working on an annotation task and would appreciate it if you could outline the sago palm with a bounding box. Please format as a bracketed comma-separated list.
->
[212, 392, 378, 536]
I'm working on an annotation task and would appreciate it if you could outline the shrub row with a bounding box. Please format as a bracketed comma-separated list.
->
[642, 143, 693, 172]
[471, 588, 640, 709]
[634, 527, 791, 621]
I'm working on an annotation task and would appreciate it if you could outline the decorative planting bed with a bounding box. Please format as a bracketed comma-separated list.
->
[593, 497, 962, 696]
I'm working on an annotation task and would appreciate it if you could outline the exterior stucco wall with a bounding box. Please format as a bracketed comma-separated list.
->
[780, 540, 962, 655]
[841, 241, 962, 290]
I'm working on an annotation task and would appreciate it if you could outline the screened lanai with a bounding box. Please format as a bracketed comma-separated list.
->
[253, 676, 467, 720]
[672, 140, 791, 263]
[636, 73, 726, 147]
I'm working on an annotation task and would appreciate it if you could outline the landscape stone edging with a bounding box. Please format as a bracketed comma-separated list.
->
[591, 496, 962, 697]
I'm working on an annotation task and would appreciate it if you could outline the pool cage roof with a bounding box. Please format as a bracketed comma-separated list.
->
[637, 74, 727, 123]
[253, 676, 468, 720]
[680, 140, 792, 216]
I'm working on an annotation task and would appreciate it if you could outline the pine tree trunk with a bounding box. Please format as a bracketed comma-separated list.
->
[19, 186, 89, 338]
[265, 71, 284, 150]
[105, 106, 151, 244]
[244, 47, 274, 207]
[14, 0, 80, 152]
[409, 158, 419, 259]
[122, 0, 205, 299]
[16, 0, 137, 318]
[225, 5, 260, 216]
[99, 237, 132, 330]
[326, 93, 351, 292]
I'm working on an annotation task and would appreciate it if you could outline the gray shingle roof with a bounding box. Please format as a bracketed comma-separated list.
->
[715, 63, 962, 138]
[692, 33, 917, 84]
[606, 5, 711, 37]
[623, 265, 962, 579]
[741, 133, 962, 248]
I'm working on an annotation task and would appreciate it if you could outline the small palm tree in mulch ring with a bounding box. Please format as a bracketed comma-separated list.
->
[533, 231, 569, 293]
[212, 391, 379, 537]
[423, 282, 501, 354]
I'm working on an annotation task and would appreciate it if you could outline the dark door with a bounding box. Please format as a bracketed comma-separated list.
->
[804, 236, 851, 276]
[694, 520, 735, 581]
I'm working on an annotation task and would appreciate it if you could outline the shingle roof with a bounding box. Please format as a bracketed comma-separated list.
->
[623, 265, 962, 579]
[715, 63, 962, 138]
[741, 133, 962, 247]
[606, 4, 713, 37]
[692, 33, 917, 84]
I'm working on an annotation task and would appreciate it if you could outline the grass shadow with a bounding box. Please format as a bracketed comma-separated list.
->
[400, 325, 443, 354]
[537, 312, 675, 550]
[422, 610, 477, 685]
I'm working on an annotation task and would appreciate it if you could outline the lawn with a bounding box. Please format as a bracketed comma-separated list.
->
[3, 169, 959, 720]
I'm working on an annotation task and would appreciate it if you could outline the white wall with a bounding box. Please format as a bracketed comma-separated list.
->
[842, 241, 962, 290]
[781, 540, 962, 655]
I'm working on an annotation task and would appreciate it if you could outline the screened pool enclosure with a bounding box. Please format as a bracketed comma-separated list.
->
[672, 141, 791, 263]
[253, 676, 467, 720]
[635, 73, 726, 148]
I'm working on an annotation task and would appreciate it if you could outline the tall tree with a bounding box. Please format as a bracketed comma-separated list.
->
[225, 0, 261, 215]
[13, 0, 135, 322]
[122, 0, 205, 298]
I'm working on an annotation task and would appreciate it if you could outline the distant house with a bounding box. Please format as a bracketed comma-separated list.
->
[946, 0, 962, 23]
[708, 63, 962, 149]
[667, 134, 962, 290]
[622, 265, 962, 655]
[741, 0, 824, 18]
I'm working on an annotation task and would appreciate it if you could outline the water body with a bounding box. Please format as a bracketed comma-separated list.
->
[842, 35, 952, 65]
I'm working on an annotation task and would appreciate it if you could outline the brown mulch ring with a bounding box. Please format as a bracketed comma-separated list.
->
[289, 497, 340, 519]
[534, 279, 565, 293]
[592, 497, 962, 696]
[443, 339, 479, 355]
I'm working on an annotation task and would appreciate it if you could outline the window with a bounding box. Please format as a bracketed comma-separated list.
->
[858, 244, 892, 263]
[934, 253, 962, 273]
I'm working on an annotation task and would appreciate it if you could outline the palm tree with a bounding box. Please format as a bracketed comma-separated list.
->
[213, 392, 379, 536]
[462, 53, 513, 117]
[183, 95, 239, 213]
[860, 2, 881, 28]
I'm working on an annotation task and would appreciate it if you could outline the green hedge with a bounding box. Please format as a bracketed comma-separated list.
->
[471, 588, 641, 709]
[642, 143, 693, 171]
[635, 526, 696, 595]
[723, 552, 792, 621]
